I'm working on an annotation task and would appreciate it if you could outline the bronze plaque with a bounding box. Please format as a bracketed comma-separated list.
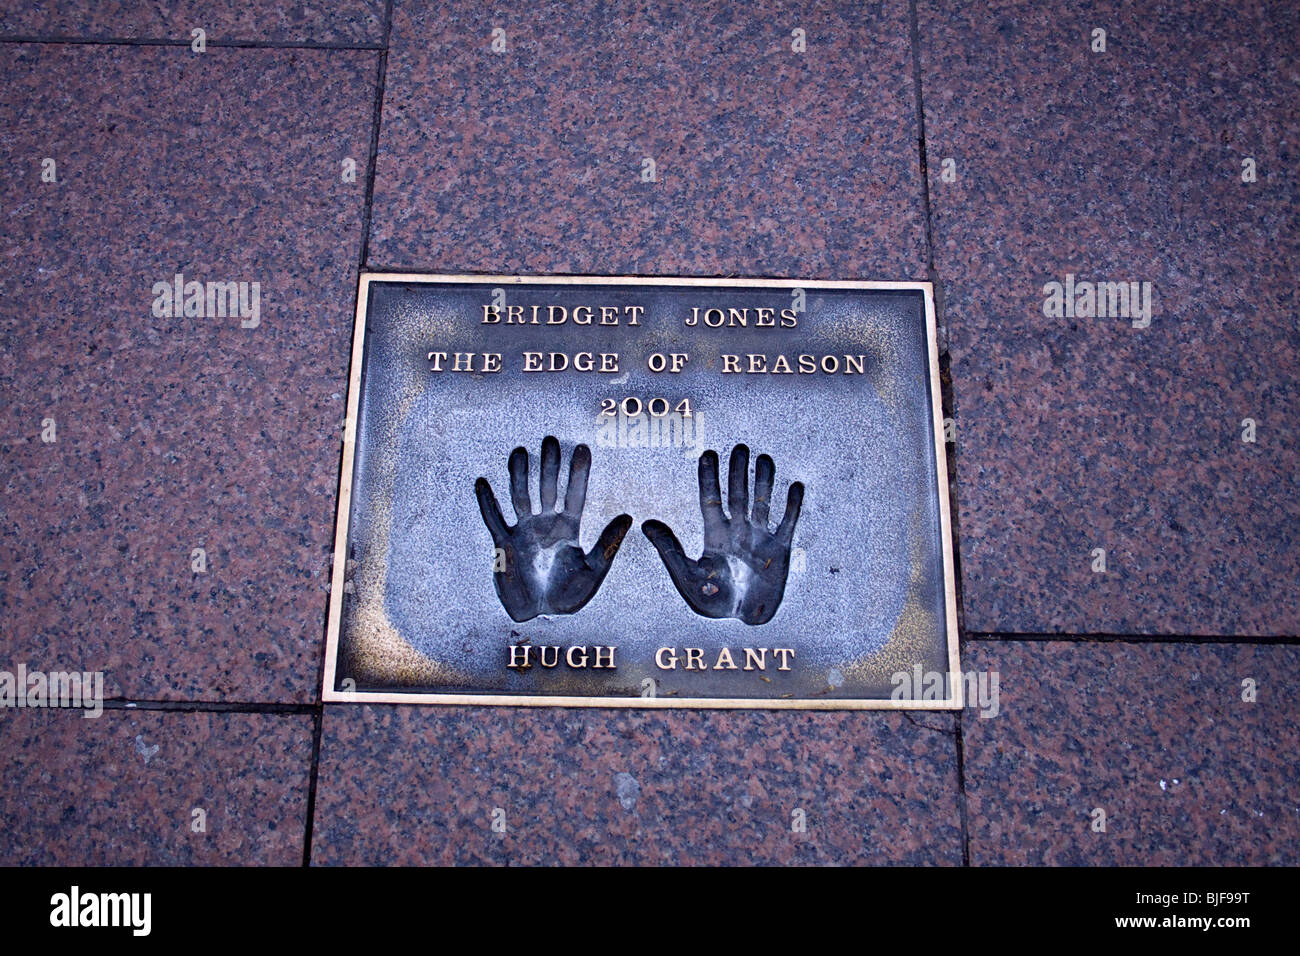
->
[324, 274, 960, 708]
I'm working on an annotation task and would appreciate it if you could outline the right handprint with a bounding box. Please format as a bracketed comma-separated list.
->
[642, 444, 804, 625]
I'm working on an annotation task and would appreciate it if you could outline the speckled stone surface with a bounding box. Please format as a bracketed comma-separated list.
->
[1, 1, 1297, 869]
[963, 640, 1300, 865]
[921, 0, 1300, 635]
[367, 0, 928, 278]
[311, 706, 962, 864]
[0, 709, 313, 865]
[0, 1, 385, 44]
[0, 45, 375, 701]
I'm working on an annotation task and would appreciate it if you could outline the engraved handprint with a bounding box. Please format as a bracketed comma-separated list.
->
[642, 445, 804, 625]
[475, 436, 632, 622]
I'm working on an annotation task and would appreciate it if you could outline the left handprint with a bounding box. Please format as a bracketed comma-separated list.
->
[475, 436, 632, 622]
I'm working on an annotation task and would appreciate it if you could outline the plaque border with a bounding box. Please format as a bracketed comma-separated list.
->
[323, 273, 962, 710]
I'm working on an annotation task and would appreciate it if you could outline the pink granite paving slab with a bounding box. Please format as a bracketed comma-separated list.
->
[0, 44, 376, 701]
[962, 639, 1300, 865]
[920, 0, 1299, 635]
[0, 708, 313, 865]
[368, 0, 928, 278]
[311, 706, 963, 865]
[0, 1, 385, 45]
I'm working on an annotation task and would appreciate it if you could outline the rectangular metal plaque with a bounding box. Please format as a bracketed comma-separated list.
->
[324, 274, 960, 709]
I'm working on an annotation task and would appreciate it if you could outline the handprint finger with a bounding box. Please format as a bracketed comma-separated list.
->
[728, 444, 749, 522]
[776, 481, 805, 546]
[586, 513, 633, 578]
[752, 453, 775, 527]
[540, 435, 561, 512]
[698, 449, 727, 535]
[508, 446, 531, 519]
[563, 443, 591, 519]
[474, 477, 510, 542]
[641, 519, 695, 594]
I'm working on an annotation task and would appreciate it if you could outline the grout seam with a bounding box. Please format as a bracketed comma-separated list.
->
[906, 0, 937, 277]
[300, 0, 395, 868]
[301, 707, 325, 867]
[99, 699, 315, 714]
[356, 0, 395, 269]
[954, 708, 971, 867]
[965, 632, 1300, 644]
